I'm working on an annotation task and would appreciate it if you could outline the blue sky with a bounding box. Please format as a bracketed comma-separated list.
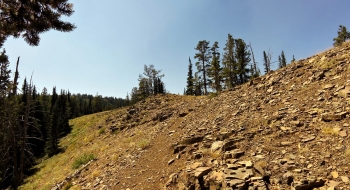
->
[3, 1, 350, 98]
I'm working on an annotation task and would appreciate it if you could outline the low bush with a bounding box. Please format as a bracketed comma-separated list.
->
[72, 154, 96, 169]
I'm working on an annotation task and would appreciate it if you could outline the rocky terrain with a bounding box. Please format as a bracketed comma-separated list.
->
[21, 42, 350, 190]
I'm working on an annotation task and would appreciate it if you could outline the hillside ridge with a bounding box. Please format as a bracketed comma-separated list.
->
[21, 42, 350, 190]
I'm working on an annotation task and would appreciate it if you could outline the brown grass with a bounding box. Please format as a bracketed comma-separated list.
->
[321, 126, 339, 135]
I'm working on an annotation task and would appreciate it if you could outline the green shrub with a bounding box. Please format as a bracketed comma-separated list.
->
[208, 92, 218, 99]
[98, 128, 105, 135]
[63, 182, 73, 190]
[72, 154, 96, 169]
[137, 139, 150, 150]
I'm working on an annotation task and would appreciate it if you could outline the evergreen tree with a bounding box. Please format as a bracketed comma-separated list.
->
[194, 40, 211, 95]
[185, 57, 194, 95]
[208, 41, 222, 92]
[46, 87, 58, 156]
[291, 55, 296, 62]
[138, 64, 164, 96]
[235, 39, 251, 84]
[0, 49, 13, 188]
[222, 34, 237, 89]
[92, 94, 103, 113]
[157, 78, 165, 94]
[281, 51, 287, 67]
[0, 0, 76, 48]
[194, 73, 203, 96]
[138, 78, 150, 99]
[0, 49, 11, 94]
[278, 55, 282, 69]
[249, 42, 260, 79]
[333, 25, 350, 47]
[263, 50, 272, 74]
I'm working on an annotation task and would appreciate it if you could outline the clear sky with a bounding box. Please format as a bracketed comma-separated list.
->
[3, 0, 350, 98]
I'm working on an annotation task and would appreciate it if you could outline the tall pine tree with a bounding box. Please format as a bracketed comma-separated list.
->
[222, 34, 237, 89]
[281, 51, 287, 67]
[278, 55, 282, 69]
[186, 57, 194, 95]
[235, 39, 251, 84]
[208, 41, 222, 92]
[194, 40, 211, 95]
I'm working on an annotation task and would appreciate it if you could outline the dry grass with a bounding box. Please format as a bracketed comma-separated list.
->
[200, 148, 222, 159]
[298, 143, 309, 154]
[321, 126, 339, 136]
[19, 110, 118, 190]
[91, 170, 101, 178]
[136, 139, 150, 150]
[345, 148, 350, 157]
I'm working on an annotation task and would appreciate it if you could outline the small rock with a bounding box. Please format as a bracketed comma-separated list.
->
[302, 136, 316, 143]
[327, 180, 340, 187]
[290, 120, 301, 126]
[331, 171, 338, 178]
[280, 141, 293, 146]
[190, 162, 203, 170]
[322, 113, 342, 122]
[341, 176, 349, 183]
[339, 130, 347, 137]
[194, 167, 212, 178]
[168, 159, 175, 165]
[293, 169, 302, 173]
[211, 141, 223, 153]
[323, 84, 335, 90]
[237, 160, 253, 168]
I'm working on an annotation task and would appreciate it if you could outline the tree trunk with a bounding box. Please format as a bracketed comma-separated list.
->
[202, 59, 207, 95]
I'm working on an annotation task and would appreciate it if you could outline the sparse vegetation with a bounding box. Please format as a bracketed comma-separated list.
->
[321, 59, 336, 69]
[345, 148, 350, 157]
[91, 170, 101, 178]
[137, 139, 150, 150]
[98, 128, 106, 135]
[208, 92, 218, 99]
[63, 182, 73, 190]
[321, 126, 339, 136]
[72, 154, 96, 169]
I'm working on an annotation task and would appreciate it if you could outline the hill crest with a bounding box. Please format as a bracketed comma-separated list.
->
[22, 42, 350, 190]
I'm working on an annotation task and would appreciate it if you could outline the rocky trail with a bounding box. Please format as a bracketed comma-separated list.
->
[23, 42, 350, 190]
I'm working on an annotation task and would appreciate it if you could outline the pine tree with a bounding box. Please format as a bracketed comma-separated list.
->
[235, 39, 251, 84]
[249, 42, 260, 79]
[263, 50, 272, 74]
[0, 49, 11, 94]
[194, 73, 202, 96]
[186, 57, 194, 95]
[278, 55, 282, 69]
[222, 34, 237, 89]
[291, 55, 296, 62]
[139, 64, 164, 96]
[333, 25, 350, 47]
[0, 0, 76, 48]
[157, 78, 165, 94]
[194, 40, 211, 95]
[208, 41, 222, 92]
[46, 87, 58, 156]
[281, 51, 287, 67]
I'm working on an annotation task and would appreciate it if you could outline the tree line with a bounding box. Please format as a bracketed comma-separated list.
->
[185, 34, 292, 95]
[0, 51, 128, 188]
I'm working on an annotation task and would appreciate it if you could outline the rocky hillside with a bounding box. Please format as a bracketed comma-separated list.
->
[21, 42, 350, 190]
